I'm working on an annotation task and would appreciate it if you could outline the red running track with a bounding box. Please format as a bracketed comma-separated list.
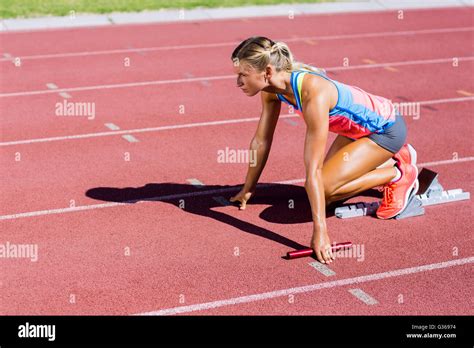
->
[0, 7, 473, 315]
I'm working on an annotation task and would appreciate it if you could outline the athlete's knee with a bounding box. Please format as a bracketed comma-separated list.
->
[322, 168, 346, 196]
[323, 179, 340, 202]
[325, 194, 336, 206]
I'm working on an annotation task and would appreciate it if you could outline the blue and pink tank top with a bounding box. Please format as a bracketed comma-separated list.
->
[276, 70, 397, 139]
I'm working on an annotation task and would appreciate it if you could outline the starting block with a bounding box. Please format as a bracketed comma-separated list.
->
[335, 168, 470, 220]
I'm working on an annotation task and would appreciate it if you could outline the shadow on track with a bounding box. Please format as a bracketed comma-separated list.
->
[86, 182, 382, 250]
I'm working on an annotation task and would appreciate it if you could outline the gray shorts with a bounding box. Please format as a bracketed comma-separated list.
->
[366, 114, 407, 154]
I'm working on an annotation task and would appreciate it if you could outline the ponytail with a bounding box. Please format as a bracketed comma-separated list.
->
[231, 36, 325, 75]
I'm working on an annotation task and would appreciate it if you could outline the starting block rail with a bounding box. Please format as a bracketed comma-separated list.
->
[335, 168, 470, 219]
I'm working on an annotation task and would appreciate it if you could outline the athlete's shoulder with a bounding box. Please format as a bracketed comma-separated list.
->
[300, 71, 332, 101]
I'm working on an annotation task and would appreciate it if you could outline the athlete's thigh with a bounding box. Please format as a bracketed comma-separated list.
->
[322, 137, 394, 192]
[323, 135, 354, 164]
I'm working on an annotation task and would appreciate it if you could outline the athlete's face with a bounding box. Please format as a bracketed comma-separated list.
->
[233, 61, 266, 97]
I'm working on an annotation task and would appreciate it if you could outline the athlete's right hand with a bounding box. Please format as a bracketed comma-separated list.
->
[229, 189, 254, 210]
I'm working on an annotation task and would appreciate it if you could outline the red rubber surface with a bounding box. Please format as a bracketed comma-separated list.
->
[0, 7, 472, 315]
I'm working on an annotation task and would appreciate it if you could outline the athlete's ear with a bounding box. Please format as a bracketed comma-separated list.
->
[264, 65, 273, 79]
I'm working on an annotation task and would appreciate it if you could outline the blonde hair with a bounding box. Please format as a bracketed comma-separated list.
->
[231, 36, 325, 75]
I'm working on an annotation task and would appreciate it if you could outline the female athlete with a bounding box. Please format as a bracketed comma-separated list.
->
[229, 36, 418, 264]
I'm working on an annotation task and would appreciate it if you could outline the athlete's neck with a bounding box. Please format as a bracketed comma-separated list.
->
[262, 71, 293, 96]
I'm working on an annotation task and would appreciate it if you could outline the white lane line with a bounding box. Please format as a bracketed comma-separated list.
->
[308, 262, 336, 276]
[0, 177, 310, 221]
[3, 53, 16, 66]
[184, 72, 210, 87]
[1, 94, 473, 147]
[348, 288, 379, 305]
[0, 74, 233, 98]
[0, 114, 296, 146]
[284, 118, 298, 126]
[418, 157, 474, 167]
[1, 26, 471, 62]
[0, 180, 282, 220]
[46, 83, 72, 98]
[105, 124, 140, 143]
[187, 178, 205, 187]
[104, 123, 120, 130]
[125, 45, 146, 56]
[0, 154, 471, 221]
[137, 257, 474, 315]
[1, 56, 473, 98]
[326, 57, 474, 72]
[58, 92, 71, 99]
[212, 196, 232, 206]
[419, 96, 474, 105]
[122, 134, 139, 143]
[0, 201, 128, 220]
[274, 157, 474, 187]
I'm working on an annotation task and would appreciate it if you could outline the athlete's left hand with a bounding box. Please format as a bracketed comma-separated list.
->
[229, 189, 254, 210]
[311, 229, 335, 264]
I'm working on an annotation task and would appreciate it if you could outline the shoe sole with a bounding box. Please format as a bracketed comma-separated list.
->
[407, 143, 419, 196]
[407, 143, 417, 167]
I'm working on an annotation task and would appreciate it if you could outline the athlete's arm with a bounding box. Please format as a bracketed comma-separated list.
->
[301, 78, 334, 263]
[230, 91, 281, 210]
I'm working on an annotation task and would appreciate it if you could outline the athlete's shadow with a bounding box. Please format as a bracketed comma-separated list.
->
[86, 183, 382, 250]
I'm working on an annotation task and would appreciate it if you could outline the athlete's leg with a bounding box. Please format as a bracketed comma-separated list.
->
[376, 157, 397, 169]
[322, 137, 397, 205]
[325, 135, 396, 169]
[323, 135, 355, 164]
[327, 167, 395, 203]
